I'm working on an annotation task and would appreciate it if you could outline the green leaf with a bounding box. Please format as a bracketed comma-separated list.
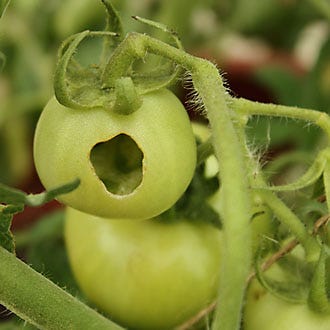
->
[0, 183, 27, 205]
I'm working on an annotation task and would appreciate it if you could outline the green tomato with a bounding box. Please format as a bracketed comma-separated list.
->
[244, 276, 330, 330]
[65, 207, 222, 330]
[34, 89, 196, 220]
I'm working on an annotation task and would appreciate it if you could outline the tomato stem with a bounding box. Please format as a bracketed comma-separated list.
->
[189, 63, 252, 330]
[232, 98, 330, 140]
[0, 246, 123, 329]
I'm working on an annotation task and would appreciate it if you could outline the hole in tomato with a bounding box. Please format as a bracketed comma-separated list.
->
[90, 134, 143, 195]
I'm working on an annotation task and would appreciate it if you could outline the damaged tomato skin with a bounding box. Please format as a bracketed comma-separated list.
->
[33, 88, 196, 220]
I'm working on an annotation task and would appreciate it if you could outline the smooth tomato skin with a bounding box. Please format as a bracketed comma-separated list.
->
[65, 207, 222, 330]
[244, 279, 330, 330]
[33, 89, 196, 220]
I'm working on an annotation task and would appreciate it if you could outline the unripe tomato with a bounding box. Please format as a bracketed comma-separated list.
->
[34, 89, 196, 219]
[65, 207, 222, 330]
[244, 273, 330, 330]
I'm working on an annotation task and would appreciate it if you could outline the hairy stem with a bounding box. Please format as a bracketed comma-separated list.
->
[232, 98, 330, 141]
[190, 63, 252, 330]
[232, 97, 323, 261]
[0, 246, 122, 330]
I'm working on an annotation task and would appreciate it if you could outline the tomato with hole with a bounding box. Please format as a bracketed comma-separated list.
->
[33, 89, 196, 220]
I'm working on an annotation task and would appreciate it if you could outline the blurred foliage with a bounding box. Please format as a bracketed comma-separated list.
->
[0, 0, 10, 18]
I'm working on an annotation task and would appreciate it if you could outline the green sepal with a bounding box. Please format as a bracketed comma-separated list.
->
[130, 16, 184, 93]
[308, 245, 330, 314]
[257, 148, 329, 192]
[113, 77, 142, 115]
[132, 16, 182, 50]
[101, 0, 123, 38]
[54, 30, 118, 110]
[100, 0, 124, 68]
[254, 243, 312, 303]
[0, 204, 23, 253]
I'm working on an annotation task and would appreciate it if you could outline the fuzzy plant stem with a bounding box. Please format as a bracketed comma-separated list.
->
[0, 246, 123, 330]
[232, 98, 330, 140]
[102, 32, 252, 330]
[232, 98, 323, 261]
[190, 64, 252, 330]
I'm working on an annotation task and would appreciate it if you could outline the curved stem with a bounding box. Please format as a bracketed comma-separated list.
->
[0, 246, 123, 330]
[232, 97, 330, 141]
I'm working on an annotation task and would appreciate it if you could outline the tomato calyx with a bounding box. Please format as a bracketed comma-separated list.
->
[53, 2, 183, 112]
